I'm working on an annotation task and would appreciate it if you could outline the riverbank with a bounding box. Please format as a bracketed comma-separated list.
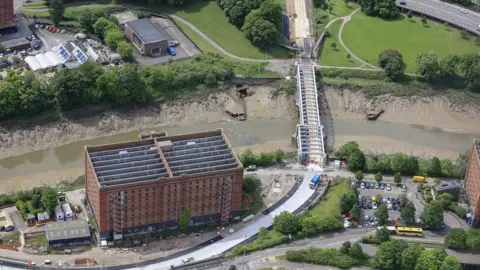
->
[325, 87, 480, 134]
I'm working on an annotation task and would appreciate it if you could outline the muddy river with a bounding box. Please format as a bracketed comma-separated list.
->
[0, 119, 477, 181]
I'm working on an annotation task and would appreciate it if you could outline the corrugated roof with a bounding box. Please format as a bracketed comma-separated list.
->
[125, 18, 169, 44]
[46, 220, 90, 241]
[1, 37, 30, 49]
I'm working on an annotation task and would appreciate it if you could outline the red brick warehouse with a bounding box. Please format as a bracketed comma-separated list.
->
[84, 129, 245, 240]
[465, 139, 480, 227]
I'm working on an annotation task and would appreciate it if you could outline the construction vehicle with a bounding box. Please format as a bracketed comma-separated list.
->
[73, 205, 82, 213]
[245, 165, 257, 171]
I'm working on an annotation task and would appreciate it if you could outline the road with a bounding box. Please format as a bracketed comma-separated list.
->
[398, 0, 480, 33]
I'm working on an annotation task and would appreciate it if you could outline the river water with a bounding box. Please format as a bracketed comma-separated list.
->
[0, 119, 478, 181]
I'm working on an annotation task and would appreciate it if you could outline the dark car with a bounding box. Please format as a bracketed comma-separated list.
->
[380, 183, 385, 190]
[369, 216, 375, 222]
[370, 183, 375, 189]
[356, 181, 361, 188]
[362, 196, 367, 202]
[399, 1, 406, 5]
[392, 204, 397, 210]
[396, 198, 401, 205]
[368, 202, 373, 209]
[229, 265, 237, 270]
[417, 184, 422, 192]
[0, 226, 5, 231]
[363, 202, 368, 209]
[397, 205, 402, 211]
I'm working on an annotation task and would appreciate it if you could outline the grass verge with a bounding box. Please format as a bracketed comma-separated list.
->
[342, 12, 480, 73]
[319, 19, 360, 67]
[149, 0, 290, 59]
[309, 179, 350, 216]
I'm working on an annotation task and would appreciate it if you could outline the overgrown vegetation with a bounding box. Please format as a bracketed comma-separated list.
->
[242, 175, 263, 215]
[239, 149, 292, 167]
[336, 141, 465, 178]
[445, 228, 480, 250]
[0, 53, 275, 120]
[15, 187, 58, 218]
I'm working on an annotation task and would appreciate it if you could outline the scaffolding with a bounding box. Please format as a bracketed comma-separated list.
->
[220, 176, 232, 224]
[110, 191, 125, 240]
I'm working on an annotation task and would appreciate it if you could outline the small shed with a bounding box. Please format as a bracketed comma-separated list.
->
[37, 212, 50, 224]
[433, 180, 460, 201]
[62, 203, 73, 219]
[26, 214, 36, 227]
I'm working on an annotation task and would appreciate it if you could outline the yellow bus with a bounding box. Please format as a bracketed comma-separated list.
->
[395, 226, 423, 237]
[413, 176, 426, 183]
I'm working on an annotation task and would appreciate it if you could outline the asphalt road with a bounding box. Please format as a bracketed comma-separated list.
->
[397, 0, 480, 33]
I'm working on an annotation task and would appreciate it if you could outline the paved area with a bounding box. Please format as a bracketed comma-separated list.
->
[35, 28, 75, 50]
[293, 0, 310, 42]
[0, 13, 31, 43]
[65, 189, 87, 221]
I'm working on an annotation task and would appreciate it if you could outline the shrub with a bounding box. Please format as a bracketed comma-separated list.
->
[232, 229, 287, 256]
[286, 248, 361, 269]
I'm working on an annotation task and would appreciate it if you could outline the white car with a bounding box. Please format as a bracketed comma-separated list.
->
[460, 8, 468, 14]
[372, 202, 377, 209]
[388, 204, 392, 210]
[61, 29, 66, 34]
[477, 24, 480, 30]
[35, 24, 39, 29]
[360, 182, 365, 189]
[386, 184, 391, 191]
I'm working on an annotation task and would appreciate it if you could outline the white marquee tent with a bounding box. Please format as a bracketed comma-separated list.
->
[24, 56, 42, 71]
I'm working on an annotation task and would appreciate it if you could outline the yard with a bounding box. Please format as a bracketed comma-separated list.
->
[342, 12, 480, 72]
[309, 179, 351, 216]
[319, 19, 360, 67]
[154, 0, 290, 59]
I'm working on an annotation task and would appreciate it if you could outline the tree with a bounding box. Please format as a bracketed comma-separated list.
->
[376, 155, 392, 173]
[375, 239, 408, 269]
[360, 0, 398, 18]
[415, 250, 442, 270]
[428, 157, 442, 177]
[41, 188, 58, 214]
[400, 200, 416, 223]
[365, 156, 378, 172]
[331, 42, 337, 49]
[340, 241, 351, 254]
[394, 172, 402, 184]
[439, 55, 460, 78]
[31, 193, 42, 209]
[355, 171, 364, 181]
[340, 195, 354, 214]
[347, 150, 366, 172]
[259, 0, 283, 23]
[378, 49, 406, 81]
[93, 17, 111, 36]
[421, 17, 427, 25]
[433, 248, 447, 262]
[466, 229, 480, 250]
[401, 244, 424, 270]
[375, 226, 391, 243]
[374, 204, 389, 225]
[79, 9, 106, 33]
[440, 159, 455, 177]
[116, 41, 132, 61]
[349, 242, 364, 259]
[242, 176, 261, 195]
[273, 211, 300, 234]
[460, 53, 480, 91]
[243, 18, 277, 48]
[375, 172, 383, 182]
[178, 206, 191, 230]
[347, 53, 351, 59]
[437, 193, 454, 209]
[49, 0, 64, 26]
[416, 51, 440, 81]
[421, 200, 444, 229]
[461, 30, 469, 39]
[440, 256, 462, 270]
[343, 0, 349, 6]
[336, 141, 360, 158]
[105, 29, 124, 51]
[350, 203, 360, 221]
[376, 194, 383, 203]
[407, 10, 413, 19]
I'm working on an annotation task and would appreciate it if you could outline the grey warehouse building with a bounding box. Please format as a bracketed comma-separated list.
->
[433, 180, 460, 201]
[45, 220, 91, 246]
[124, 18, 169, 57]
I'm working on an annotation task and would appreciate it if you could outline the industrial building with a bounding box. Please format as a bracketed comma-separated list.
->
[45, 220, 91, 246]
[433, 180, 460, 201]
[124, 18, 169, 57]
[465, 139, 480, 227]
[1, 37, 31, 52]
[0, 0, 14, 30]
[84, 129, 244, 240]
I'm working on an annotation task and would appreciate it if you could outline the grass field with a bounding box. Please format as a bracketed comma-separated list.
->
[174, 20, 282, 78]
[309, 180, 350, 216]
[156, 0, 290, 59]
[328, 0, 359, 20]
[319, 19, 360, 67]
[342, 12, 480, 72]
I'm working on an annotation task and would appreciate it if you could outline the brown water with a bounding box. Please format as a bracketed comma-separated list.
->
[0, 118, 478, 181]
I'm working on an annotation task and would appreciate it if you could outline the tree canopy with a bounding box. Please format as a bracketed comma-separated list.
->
[273, 211, 300, 235]
[420, 200, 444, 229]
[359, 0, 398, 19]
[49, 0, 65, 26]
[416, 51, 440, 81]
[378, 49, 406, 81]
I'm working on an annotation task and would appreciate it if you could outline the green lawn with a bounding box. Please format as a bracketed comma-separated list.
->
[310, 180, 350, 216]
[342, 12, 480, 72]
[328, 0, 359, 20]
[155, 0, 290, 59]
[319, 19, 360, 67]
[174, 19, 282, 78]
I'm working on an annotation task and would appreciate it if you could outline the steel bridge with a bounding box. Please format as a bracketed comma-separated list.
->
[295, 58, 326, 165]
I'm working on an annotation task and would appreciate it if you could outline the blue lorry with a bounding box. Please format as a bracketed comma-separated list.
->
[167, 46, 176, 56]
[310, 174, 320, 189]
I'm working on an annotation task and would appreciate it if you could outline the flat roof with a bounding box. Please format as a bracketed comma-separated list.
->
[125, 18, 169, 44]
[46, 220, 90, 241]
[434, 180, 459, 192]
[86, 129, 241, 187]
[1, 37, 30, 49]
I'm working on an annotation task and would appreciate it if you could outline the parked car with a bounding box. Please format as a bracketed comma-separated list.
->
[373, 202, 377, 209]
[44, 260, 52, 265]
[368, 202, 373, 209]
[61, 29, 66, 34]
[393, 204, 397, 210]
[375, 183, 380, 189]
[396, 198, 401, 205]
[362, 202, 368, 209]
[360, 182, 365, 189]
[0, 226, 5, 231]
[370, 183, 375, 189]
[397, 204, 402, 211]
[380, 183, 385, 190]
[387, 184, 392, 191]
[402, 185, 407, 192]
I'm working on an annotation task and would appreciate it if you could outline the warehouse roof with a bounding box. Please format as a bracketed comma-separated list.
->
[46, 220, 90, 241]
[125, 18, 169, 44]
[1, 37, 30, 49]
[86, 129, 241, 187]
